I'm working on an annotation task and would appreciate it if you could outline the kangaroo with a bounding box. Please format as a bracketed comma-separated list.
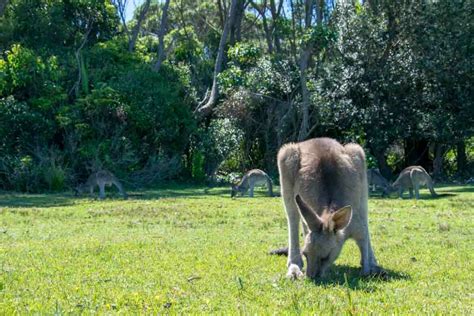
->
[231, 169, 273, 198]
[392, 165, 437, 199]
[277, 137, 382, 279]
[75, 170, 128, 200]
[367, 168, 391, 197]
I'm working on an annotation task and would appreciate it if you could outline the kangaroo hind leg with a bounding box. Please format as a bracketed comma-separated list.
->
[98, 182, 106, 200]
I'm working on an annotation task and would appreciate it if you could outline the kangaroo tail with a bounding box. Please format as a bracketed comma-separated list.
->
[269, 247, 288, 256]
[428, 178, 438, 196]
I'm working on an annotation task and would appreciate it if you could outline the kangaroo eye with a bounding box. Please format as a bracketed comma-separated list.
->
[321, 255, 330, 263]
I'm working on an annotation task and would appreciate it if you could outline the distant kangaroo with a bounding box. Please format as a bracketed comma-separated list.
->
[277, 138, 382, 279]
[231, 169, 273, 198]
[367, 168, 391, 197]
[75, 170, 128, 200]
[392, 165, 437, 199]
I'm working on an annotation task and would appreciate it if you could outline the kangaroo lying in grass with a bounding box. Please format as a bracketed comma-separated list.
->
[392, 165, 437, 199]
[277, 137, 382, 279]
[75, 170, 128, 200]
[231, 169, 273, 198]
[367, 168, 391, 197]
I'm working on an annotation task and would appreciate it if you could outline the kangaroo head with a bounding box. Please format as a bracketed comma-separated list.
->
[295, 195, 352, 279]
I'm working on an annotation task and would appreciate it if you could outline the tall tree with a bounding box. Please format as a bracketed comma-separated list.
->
[230, 0, 246, 45]
[249, 0, 273, 53]
[154, 0, 171, 71]
[268, 0, 284, 53]
[196, 0, 239, 117]
[129, 0, 152, 52]
[0, 0, 8, 16]
[112, 0, 151, 52]
[297, 0, 314, 141]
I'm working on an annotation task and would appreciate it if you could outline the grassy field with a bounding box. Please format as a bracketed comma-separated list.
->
[0, 184, 473, 314]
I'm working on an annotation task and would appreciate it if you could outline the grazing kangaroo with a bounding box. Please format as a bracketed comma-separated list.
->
[392, 165, 437, 199]
[75, 170, 128, 200]
[277, 138, 382, 279]
[367, 168, 391, 197]
[231, 169, 273, 198]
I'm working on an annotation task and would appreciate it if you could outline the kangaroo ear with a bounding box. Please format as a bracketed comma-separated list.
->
[295, 195, 322, 232]
[332, 205, 352, 231]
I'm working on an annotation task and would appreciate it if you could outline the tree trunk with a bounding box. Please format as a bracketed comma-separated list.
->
[316, 0, 324, 24]
[216, 0, 225, 30]
[297, 48, 311, 141]
[196, 0, 239, 117]
[433, 143, 446, 180]
[404, 139, 431, 171]
[456, 141, 467, 178]
[289, 0, 298, 61]
[0, 0, 9, 16]
[372, 148, 392, 180]
[262, 12, 273, 54]
[113, 1, 131, 45]
[250, 0, 273, 54]
[230, 0, 245, 45]
[269, 0, 283, 53]
[153, 0, 171, 72]
[297, 0, 314, 141]
[129, 0, 152, 52]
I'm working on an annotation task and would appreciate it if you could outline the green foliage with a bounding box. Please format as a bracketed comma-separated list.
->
[0, 19, 197, 191]
[202, 118, 243, 176]
[191, 150, 206, 182]
[0, 96, 53, 156]
[301, 24, 337, 51]
[0, 0, 472, 190]
[227, 42, 261, 68]
[0, 44, 64, 102]
[5, 0, 118, 51]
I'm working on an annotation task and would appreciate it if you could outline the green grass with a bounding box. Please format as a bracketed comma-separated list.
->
[1, 185, 473, 314]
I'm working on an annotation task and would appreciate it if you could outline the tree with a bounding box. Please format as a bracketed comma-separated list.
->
[152, 0, 171, 71]
[0, 0, 8, 16]
[195, 0, 239, 117]
[129, 0, 152, 52]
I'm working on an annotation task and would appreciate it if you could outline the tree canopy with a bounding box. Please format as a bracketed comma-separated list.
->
[0, 0, 472, 191]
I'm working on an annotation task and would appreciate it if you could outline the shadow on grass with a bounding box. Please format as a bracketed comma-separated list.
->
[0, 184, 279, 208]
[129, 185, 279, 200]
[0, 193, 77, 208]
[370, 192, 457, 200]
[369, 185, 473, 200]
[315, 264, 409, 291]
[128, 186, 231, 200]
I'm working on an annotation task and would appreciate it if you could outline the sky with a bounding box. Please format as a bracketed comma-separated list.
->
[125, 0, 144, 22]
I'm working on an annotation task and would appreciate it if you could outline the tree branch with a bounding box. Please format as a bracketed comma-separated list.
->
[68, 20, 94, 97]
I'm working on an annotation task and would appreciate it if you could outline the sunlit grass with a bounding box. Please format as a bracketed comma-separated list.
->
[0, 185, 473, 313]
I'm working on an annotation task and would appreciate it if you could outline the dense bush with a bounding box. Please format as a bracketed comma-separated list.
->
[0, 22, 197, 191]
[0, 0, 472, 191]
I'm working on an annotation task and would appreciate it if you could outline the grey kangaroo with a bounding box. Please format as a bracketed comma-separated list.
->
[392, 165, 437, 199]
[277, 137, 382, 279]
[231, 169, 273, 198]
[367, 168, 391, 197]
[75, 170, 128, 200]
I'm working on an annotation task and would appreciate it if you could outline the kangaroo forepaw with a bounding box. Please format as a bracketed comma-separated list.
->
[287, 264, 304, 280]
